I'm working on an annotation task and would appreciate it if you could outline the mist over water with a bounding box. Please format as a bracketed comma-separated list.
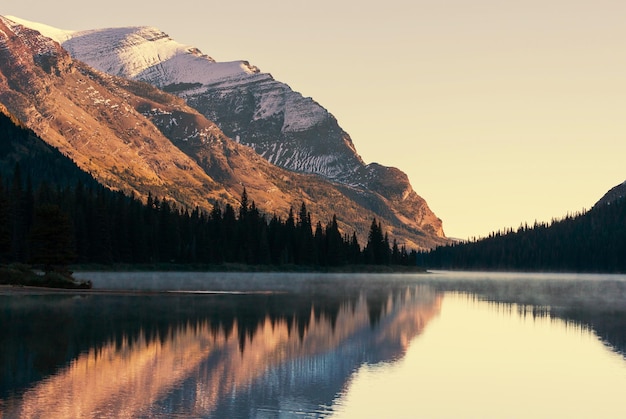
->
[2, 271, 626, 418]
[76, 271, 434, 293]
[75, 270, 626, 307]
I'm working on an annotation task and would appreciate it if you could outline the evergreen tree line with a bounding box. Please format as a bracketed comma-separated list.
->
[419, 198, 626, 273]
[0, 167, 418, 269]
[0, 109, 420, 270]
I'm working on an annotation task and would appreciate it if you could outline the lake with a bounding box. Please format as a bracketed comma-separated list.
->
[1, 271, 626, 418]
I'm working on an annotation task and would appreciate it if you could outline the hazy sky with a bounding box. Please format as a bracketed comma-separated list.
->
[4, 1, 626, 239]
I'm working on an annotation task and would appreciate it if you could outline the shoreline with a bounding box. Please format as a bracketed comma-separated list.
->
[0, 284, 173, 295]
[1, 267, 430, 295]
[68, 263, 427, 274]
[0, 285, 285, 296]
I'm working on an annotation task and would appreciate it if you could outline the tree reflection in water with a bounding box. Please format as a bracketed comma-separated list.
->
[0, 283, 441, 418]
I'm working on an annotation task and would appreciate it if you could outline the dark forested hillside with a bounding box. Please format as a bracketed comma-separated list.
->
[420, 200, 626, 273]
[0, 111, 100, 190]
[1, 111, 416, 269]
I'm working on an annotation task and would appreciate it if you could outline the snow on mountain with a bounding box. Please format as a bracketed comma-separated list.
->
[8, 16, 360, 177]
[7, 16, 264, 87]
[64, 28, 269, 89]
[4, 15, 74, 43]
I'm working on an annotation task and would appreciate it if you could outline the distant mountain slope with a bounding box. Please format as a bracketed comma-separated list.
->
[422, 192, 626, 272]
[8, 16, 446, 241]
[0, 16, 447, 248]
[595, 180, 626, 207]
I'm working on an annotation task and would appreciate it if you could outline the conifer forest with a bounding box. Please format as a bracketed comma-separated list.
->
[0, 113, 414, 269]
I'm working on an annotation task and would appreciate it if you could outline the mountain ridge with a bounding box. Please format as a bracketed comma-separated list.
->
[595, 180, 626, 207]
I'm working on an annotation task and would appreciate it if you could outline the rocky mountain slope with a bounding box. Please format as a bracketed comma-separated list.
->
[0, 16, 447, 248]
[9, 16, 445, 241]
[0, 17, 230, 208]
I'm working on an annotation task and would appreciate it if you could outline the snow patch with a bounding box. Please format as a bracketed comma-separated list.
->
[282, 95, 327, 132]
[253, 90, 284, 121]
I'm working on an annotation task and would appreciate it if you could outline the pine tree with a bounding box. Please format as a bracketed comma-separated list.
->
[297, 202, 315, 265]
[0, 176, 10, 261]
[348, 232, 361, 264]
[222, 204, 237, 262]
[10, 164, 28, 262]
[29, 204, 75, 273]
[365, 218, 389, 264]
[325, 215, 345, 266]
[314, 221, 326, 266]
[239, 187, 249, 221]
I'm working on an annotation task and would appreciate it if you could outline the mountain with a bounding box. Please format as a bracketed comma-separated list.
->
[595, 180, 626, 207]
[0, 16, 447, 248]
[7, 16, 446, 241]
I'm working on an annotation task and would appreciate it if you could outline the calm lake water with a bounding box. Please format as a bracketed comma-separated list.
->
[1, 271, 626, 418]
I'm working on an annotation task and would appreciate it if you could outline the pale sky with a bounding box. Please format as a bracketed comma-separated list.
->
[4, 1, 626, 240]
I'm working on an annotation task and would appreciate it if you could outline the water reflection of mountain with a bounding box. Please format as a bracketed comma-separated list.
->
[0, 286, 441, 418]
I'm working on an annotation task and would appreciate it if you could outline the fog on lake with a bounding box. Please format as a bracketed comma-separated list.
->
[1, 271, 625, 418]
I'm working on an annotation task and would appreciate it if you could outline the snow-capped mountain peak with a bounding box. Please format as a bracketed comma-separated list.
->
[6, 16, 265, 89]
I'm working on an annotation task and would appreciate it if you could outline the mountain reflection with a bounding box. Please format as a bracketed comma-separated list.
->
[1, 286, 441, 418]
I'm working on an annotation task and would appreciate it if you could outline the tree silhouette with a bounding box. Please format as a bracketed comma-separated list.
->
[365, 218, 389, 264]
[2, 111, 427, 270]
[29, 204, 75, 273]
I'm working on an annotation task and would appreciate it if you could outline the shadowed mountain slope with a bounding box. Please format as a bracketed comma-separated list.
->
[595, 180, 626, 208]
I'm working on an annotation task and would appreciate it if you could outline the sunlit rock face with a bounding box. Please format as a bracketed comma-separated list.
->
[8, 16, 447, 246]
[2, 287, 441, 418]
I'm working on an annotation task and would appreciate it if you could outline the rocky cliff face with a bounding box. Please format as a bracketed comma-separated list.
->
[11, 17, 445, 241]
[0, 16, 447, 248]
